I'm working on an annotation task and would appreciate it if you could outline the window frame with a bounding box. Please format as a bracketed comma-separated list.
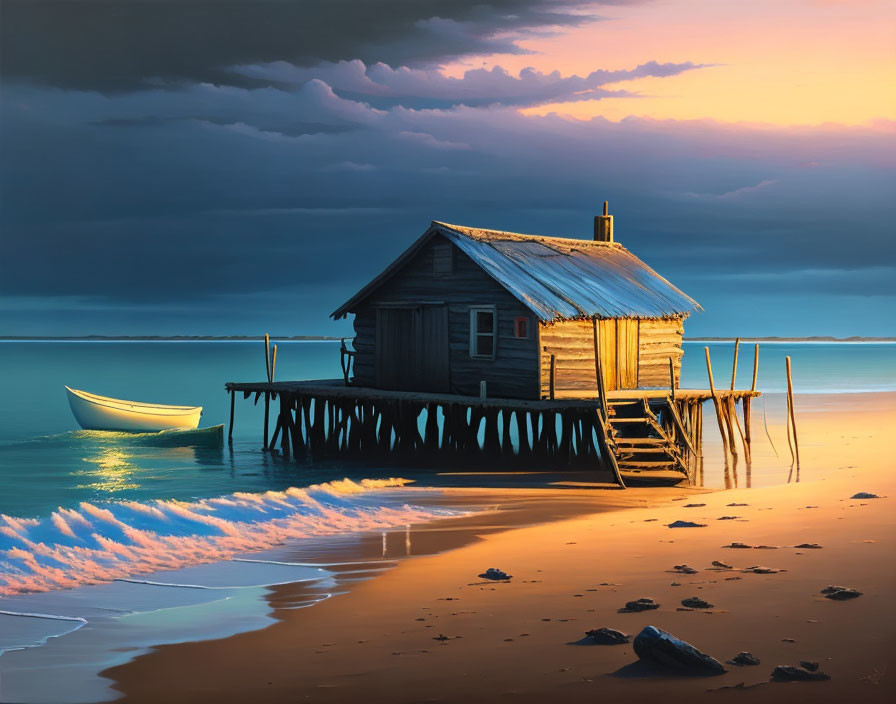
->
[469, 305, 497, 359]
[513, 316, 530, 340]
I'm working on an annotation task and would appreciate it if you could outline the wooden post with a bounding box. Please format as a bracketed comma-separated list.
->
[742, 342, 758, 450]
[704, 347, 730, 460]
[592, 317, 608, 418]
[668, 357, 675, 400]
[228, 389, 235, 443]
[262, 334, 271, 450]
[730, 337, 740, 390]
[271, 344, 277, 383]
[264, 334, 271, 382]
[263, 392, 270, 450]
[549, 354, 556, 401]
[786, 356, 800, 467]
[480, 381, 487, 401]
[751, 343, 759, 392]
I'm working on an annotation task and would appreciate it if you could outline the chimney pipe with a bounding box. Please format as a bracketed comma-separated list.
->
[594, 200, 614, 242]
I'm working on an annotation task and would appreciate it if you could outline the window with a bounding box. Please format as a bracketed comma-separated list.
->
[469, 306, 496, 358]
[513, 317, 529, 339]
[433, 243, 453, 275]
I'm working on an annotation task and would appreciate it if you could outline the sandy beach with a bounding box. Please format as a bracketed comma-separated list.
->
[103, 391, 896, 703]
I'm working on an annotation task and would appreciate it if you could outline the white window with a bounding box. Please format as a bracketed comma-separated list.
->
[469, 306, 496, 359]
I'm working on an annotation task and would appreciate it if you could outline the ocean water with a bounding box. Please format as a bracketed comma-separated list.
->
[0, 339, 893, 702]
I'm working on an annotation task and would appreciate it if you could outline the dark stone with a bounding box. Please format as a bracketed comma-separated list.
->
[727, 652, 761, 666]
[668, 520, 707, 528]
[771, 665, 831, 681]
[727, 502, 749, 506]
[821, 585, 862, 600]
[794, 543, 823, 549]
[717, 516, 739, 520]
[724, 542, 752, 549]
[632, 626, 726, 674]
[684, 503, 706, 507]
[746, 566, 780, 574]
[585, 627, 630, 645]
[681, 596, 713, 609]
[850, 492, 880, 499]
[800, 661, 819, 672]
[620, 597, 660, 613]
[478, 568, 511, 581]
[673, 564, 698, 574]
[711, 560, 733, 568]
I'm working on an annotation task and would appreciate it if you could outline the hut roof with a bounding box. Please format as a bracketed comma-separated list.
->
[331, 221, 701, 322]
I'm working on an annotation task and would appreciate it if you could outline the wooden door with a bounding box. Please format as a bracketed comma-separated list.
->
[376, 307, 417, 390]
[598, 319, 617, 391]
[419, 306, 450, 392]
[616, 319, 640, 389]
[375, 306, 450, 392]
[597, 319, 640, 391]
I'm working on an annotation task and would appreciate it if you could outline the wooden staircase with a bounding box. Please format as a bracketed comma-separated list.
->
[603, 398, 690, 478]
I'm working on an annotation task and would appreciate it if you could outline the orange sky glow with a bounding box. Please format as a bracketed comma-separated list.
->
[445, 0, 896, 126]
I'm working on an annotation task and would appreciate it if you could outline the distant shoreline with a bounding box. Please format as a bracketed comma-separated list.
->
[1, 335, 892, 343]
[0, 335, 344, 342]
[684, 336, 896, 343]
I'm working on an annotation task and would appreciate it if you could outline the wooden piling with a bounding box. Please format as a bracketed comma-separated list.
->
[730, 337, 740, 390]
[228, 389, 235, 443]
[786, 356, 800, 467]
[705, 347, 730, 459]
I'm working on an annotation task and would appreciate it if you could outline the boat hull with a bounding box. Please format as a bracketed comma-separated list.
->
[65, 387, 202, 432]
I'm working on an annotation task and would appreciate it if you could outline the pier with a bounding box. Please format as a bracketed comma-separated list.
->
[224, 379, 759, 488]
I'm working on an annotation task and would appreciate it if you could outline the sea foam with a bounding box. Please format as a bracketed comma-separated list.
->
[0, 478, 454, 595]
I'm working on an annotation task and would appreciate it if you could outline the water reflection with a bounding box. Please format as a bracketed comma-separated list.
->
[75, 447, 142, 492]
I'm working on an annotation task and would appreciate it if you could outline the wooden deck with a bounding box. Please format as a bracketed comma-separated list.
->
[224, 378, 761, 488]
[225, 378, 758, 407]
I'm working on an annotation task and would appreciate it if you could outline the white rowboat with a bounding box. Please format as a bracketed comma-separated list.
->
[65, 386, 202, 432]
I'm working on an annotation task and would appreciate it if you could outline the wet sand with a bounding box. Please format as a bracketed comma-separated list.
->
[108, 392, 896, 703]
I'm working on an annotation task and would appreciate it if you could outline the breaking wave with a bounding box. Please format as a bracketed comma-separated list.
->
[0, 478, 455, 595]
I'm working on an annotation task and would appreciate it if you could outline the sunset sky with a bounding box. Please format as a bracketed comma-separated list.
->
[1, 0, 894, 336]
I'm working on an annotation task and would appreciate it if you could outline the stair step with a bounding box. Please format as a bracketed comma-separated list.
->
[617, 447, 673, 455]
[614, 438, 667, 445]
[607, 417, 652, 424]
[616, 461, 677, 469]
[607, 399, 639, 406]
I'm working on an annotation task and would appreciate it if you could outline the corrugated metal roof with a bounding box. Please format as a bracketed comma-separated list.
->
[332, 221, 701, 321]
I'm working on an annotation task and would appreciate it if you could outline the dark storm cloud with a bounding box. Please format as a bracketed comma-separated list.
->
[233, 59, 710, 108]
[2, 75, 893, 322]
[0, 0, 601, 91]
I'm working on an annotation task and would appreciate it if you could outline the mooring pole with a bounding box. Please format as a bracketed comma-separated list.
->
[263, 334, 271, 450]
[228, 389, 235, 443]
[705, 346, 730, 461]
[786, 356, 800, 467]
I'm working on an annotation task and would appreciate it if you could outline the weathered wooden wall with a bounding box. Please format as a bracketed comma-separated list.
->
[638, 317, 685, 387]
[539, 318, 638, 395]
[539, 316, 686, 396]
[351, 234, 540, 399]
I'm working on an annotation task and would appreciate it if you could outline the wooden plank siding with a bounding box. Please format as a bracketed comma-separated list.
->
[349, 234, 541, 399]
[539, 316, 685, 397]
[638, 317, 685, 387]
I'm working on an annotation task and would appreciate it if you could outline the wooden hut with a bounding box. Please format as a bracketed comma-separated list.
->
[331, 205, 701, 401]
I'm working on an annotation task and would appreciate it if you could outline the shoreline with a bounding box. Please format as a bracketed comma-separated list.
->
[0, 391, 892, 702]
[106, 391, 896, 703]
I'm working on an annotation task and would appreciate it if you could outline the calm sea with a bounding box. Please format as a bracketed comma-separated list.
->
[0, 339, 893, 701]
[1, 340, 894, 517]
